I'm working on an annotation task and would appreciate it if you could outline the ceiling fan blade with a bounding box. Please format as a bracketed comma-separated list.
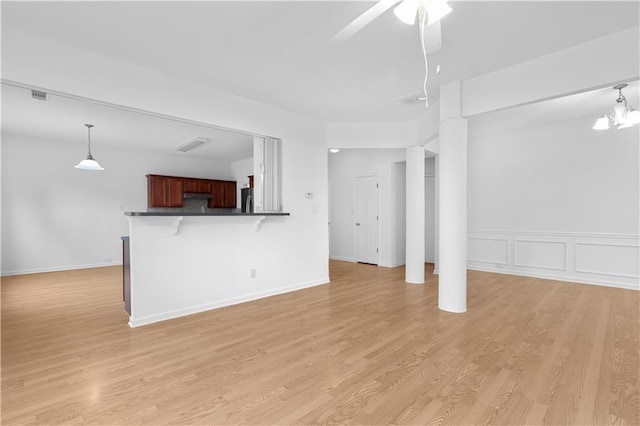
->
[332, 0, 402, 42]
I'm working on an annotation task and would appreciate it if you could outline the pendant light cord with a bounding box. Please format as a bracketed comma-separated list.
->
[419, 10, 429, 108]
[87, 126, 92, 156]
[85, 124, 94, 158]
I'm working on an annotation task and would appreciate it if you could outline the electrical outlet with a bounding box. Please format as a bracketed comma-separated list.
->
[250, 268, 256, 278]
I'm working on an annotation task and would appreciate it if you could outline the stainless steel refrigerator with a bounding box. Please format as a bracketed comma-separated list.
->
[241, 187, 253, 213]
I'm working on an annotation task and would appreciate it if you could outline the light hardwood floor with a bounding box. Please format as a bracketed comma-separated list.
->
[2, 261, 638, 425]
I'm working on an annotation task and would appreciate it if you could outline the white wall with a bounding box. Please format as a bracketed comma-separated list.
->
[329, 150, 437, 268]
[1, 132, 233, 274]
[414, 103, 440, 144]
[2, 28, 330, 296]
[467, 116, 639, 289]
[391, 161, 406, 267]
[327, 122, 415, 149]
[424, 157, 436, 263]
[127, 215, 326, 327]
[329, 149, 409, 267]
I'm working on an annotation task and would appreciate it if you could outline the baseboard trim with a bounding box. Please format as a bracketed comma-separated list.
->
[467, 264, 639, 291]
[128, 277, 330, 327]
[378, 262, 404, 268]
[329, 256, 356, 263]
[1, 262, 122, 277]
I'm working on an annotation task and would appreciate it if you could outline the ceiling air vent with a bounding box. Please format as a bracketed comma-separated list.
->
[176, 137, 209, 153]
[31, 89, 47, 101]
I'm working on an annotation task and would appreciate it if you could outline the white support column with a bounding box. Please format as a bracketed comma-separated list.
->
[406, 145, 425, 284]
[438, 81, 468, 313]
[433, 155, 440, 275]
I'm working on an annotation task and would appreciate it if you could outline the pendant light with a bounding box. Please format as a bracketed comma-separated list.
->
[74, 124, 104, 170]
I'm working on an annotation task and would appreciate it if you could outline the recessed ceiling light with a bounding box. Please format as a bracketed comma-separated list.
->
[329, 148, 340, 153]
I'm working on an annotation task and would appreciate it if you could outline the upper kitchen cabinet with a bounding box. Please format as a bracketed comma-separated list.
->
[183, 178, 213, 194]
[147, 175, 184, 208]
[209, 180, 237, 209]
[147, 175, 236, 209]
[223, 181, 237, 208]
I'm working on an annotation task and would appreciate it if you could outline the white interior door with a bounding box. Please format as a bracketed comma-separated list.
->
[356, 176, 379, 265]
[425, 175, 435, 263]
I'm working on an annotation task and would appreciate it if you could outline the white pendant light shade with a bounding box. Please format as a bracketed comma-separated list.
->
[613, 102, 626, 124]
[75, 157, 104, 170]
[425, 0, 452, 25]
[75, 124, 104, 171]
[592, 115, 610, 130]
[626, 109, 640, 125]
[394, 0, 419, 25]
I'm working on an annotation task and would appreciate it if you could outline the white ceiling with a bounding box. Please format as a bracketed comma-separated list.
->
[1, 1, 639, 158]
[1, 83, 254, 162]
[2, 1, 638, 123]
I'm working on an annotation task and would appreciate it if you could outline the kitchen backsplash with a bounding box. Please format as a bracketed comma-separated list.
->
[147, 198, 236, 214]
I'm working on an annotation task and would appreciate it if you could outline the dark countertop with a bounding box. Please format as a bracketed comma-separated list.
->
[124, 211, 289, 217]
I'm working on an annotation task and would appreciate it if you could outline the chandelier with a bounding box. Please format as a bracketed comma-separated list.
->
[593, 83, 640, 130]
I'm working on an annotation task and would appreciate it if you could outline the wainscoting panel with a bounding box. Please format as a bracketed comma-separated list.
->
[468, 230, 639, 290]
[575, 243, 640, 278]
[468, 237, 509, 265]
[513, 240, 567, 271]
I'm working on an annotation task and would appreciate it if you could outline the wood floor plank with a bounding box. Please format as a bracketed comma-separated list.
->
[2, 261, 638, 425]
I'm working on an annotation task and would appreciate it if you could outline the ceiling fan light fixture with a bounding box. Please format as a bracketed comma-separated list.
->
[394, 0, 419, 25]
[425, 0, 452, 26]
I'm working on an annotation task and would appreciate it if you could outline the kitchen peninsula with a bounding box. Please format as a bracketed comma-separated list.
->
[123, 173, 293, 328]
[124, 211, 290, 327]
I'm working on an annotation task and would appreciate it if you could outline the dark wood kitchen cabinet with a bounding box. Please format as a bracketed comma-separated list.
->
[147, 174, 184, 208]
[183, 178, 213, 194]
[146, 174, 236, 209]
[183, 178, 198, 193]
[209, 180, 237, 208]
[223, 181, 237, 208]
